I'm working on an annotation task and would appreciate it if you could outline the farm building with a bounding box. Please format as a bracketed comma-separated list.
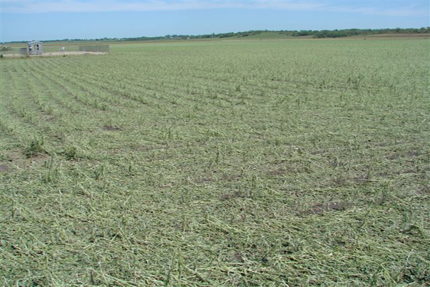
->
[28, 41, 43, 55]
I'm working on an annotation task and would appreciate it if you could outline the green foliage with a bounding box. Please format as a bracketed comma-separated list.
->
[311, 27, 430, 38]
[24, 135, 45, 158]
[64, 145, 78, 160]
[12, 27, 427, 43]
[125, 26, 429, 40]
[292, 30, 315, 36]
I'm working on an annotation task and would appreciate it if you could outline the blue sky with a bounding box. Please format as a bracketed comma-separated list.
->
[1, 0, 429, 42]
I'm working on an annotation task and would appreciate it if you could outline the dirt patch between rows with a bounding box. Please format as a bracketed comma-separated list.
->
[104, 125, 121, 131]
[0, 163, 10, 174]
[1, 150, 50, 172]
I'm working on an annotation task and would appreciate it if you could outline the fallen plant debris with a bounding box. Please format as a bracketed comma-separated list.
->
[1, 38, 429, 286]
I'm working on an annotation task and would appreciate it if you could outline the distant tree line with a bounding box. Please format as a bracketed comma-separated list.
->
[2, 27, 429, 44]
[92, 27, 430, 41]
[288, 27, 430, 38]
[118, 27, 429, 41]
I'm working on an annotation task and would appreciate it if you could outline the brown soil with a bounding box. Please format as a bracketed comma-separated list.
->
[3, 150, 50, 171]
[104, 125, 121, 131]
[0, 163, 10, 173]
[220, 191, 242, 201]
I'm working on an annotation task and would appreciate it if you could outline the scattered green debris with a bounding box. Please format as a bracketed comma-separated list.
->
[0, 38, 429, 286]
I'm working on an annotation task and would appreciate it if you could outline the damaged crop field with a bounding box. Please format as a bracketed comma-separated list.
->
[1, 38, 429, 286]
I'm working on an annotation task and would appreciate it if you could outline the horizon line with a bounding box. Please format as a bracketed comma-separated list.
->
[2, 27, 429, 44]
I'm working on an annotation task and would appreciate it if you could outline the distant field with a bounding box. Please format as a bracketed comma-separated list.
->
[1, 38, 429, 286]
[363, 33, 430, 39]
[2, 32, 428, 50]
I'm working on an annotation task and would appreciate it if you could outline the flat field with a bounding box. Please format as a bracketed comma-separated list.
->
[1, 38, 429, 286]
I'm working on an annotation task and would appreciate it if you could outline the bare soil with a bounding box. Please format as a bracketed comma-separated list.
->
[2, 150, 50, 171]
[0, 163, 10, 173]
[104, 125, 121, 131]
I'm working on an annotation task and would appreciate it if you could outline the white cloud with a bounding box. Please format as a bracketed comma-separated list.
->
[0, 0, 322, 13]
[0, 0, 428, 17]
